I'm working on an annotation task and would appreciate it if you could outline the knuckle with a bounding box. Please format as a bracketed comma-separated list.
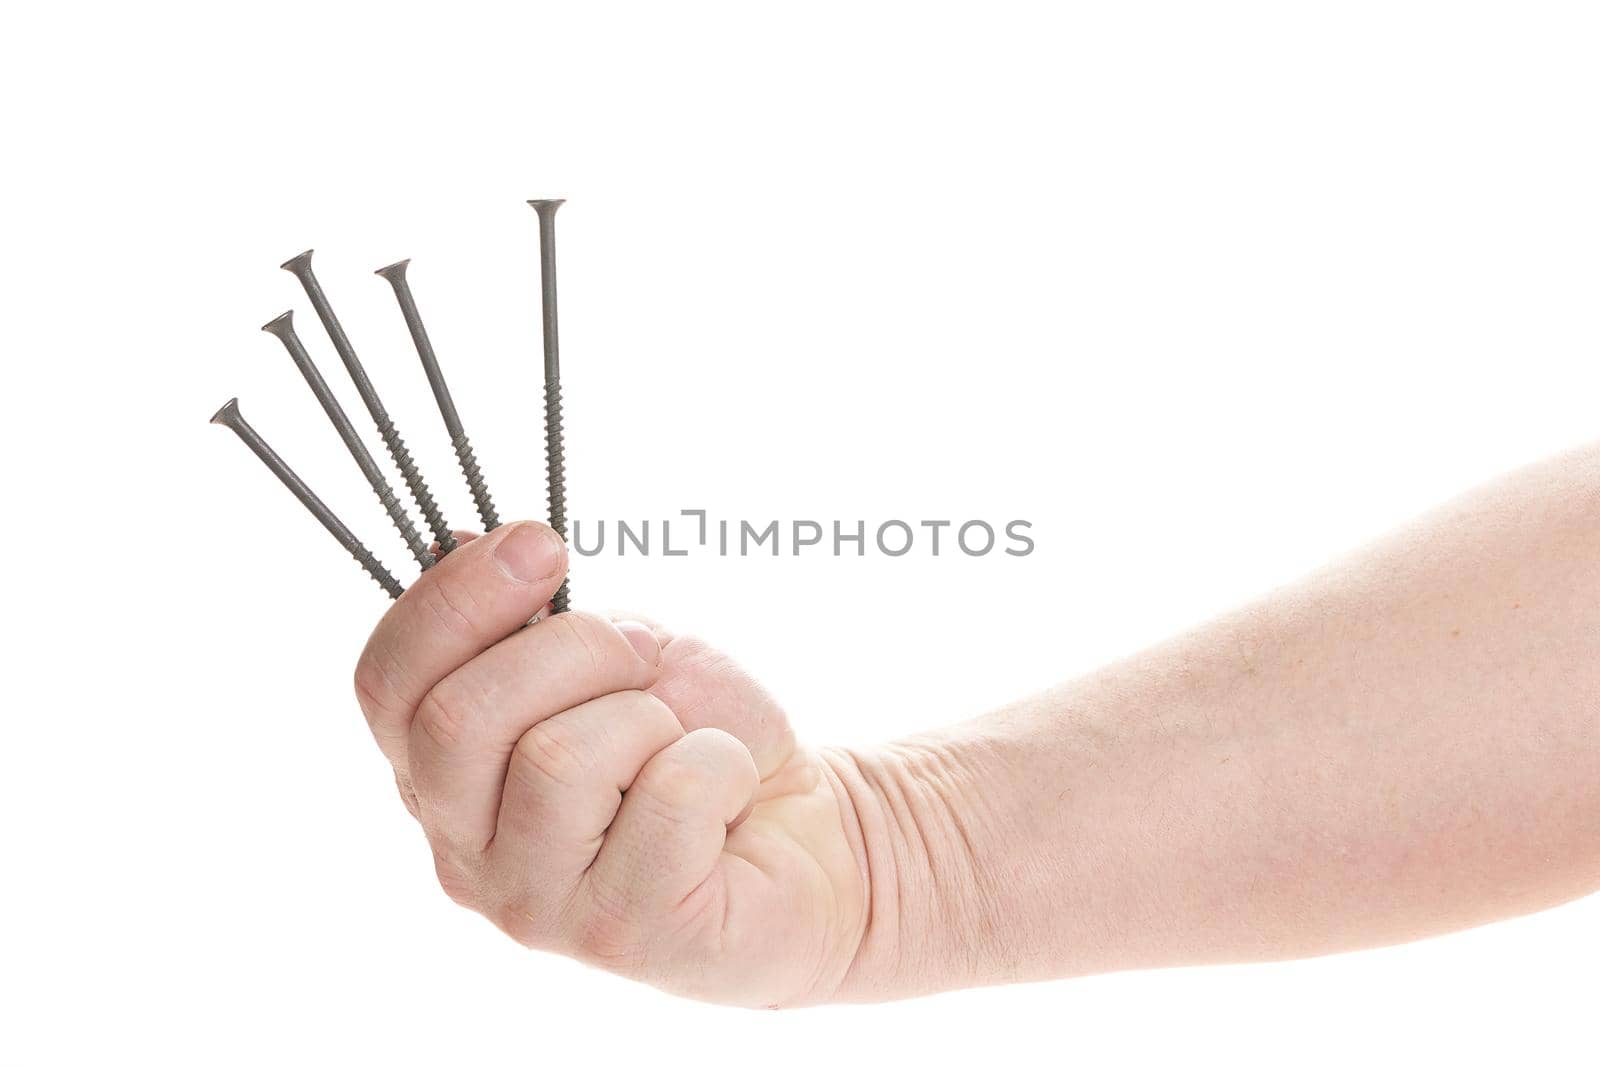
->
[495, 900, 543, 948]
[352, 647, 405, 728]
[571, 890, 641, 969]
[639, 753, 709, 813]
[626, 691, 682, 736]
[648, 637, 720, 720]
[494, 894, 566, 951]
[659, 633, 716, 675]
[635, 730, 750, 816]
[668, 632, 707, 654]
[414, 677, 478, 751]
[626, 688, 670, 714]
[546, 613, 613, 675]
[508, 719, 589, 791]
[633, 771, 704, 825]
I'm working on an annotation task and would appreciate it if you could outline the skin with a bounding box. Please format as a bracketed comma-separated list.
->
[354, 444, 1600, 1007]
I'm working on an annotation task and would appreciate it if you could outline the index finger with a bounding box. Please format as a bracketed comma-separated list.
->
[353, 520, 567, 769]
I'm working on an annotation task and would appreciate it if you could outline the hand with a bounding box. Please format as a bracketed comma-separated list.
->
[352, 522, 870, 1006]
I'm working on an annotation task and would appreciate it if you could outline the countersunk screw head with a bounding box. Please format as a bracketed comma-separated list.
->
[374, 258, 411, 282]
[261, 309, 295, 338]
[210, 397, 243, 426]
[280, 248, 316, 276]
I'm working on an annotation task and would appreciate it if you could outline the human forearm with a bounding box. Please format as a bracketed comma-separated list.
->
[830, 444, 1600, 999]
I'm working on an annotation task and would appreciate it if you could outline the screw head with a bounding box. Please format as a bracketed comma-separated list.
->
[280, 249, 315, 275]
[374, 258, 412, 283]
[261, 309, 295, 337]
[210, 397, 242, 426]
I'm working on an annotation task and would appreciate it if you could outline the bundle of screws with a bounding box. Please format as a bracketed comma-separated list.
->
[212, 200, 572, 611]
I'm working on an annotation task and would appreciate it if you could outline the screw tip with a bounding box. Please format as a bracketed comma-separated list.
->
[280, 249, 314, 274]
[261, 309, 294, 336]
[374, 258, 411, 282]
[210, 397, 241, 426]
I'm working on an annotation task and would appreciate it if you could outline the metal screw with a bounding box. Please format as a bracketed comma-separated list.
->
[281, 250, 458, 555]
[529, 198, 570, 614]
[262, 310, 436, 570]
[375, 258, 501, 533]
[210, 398, 406, 599]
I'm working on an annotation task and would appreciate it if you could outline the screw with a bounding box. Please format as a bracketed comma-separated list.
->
[529, 198, 570, 614]
[281, 250, 458, 556]
[375, 258, 501, 533]
[210, 398, 405, 599]
[262, 310, 436, 570]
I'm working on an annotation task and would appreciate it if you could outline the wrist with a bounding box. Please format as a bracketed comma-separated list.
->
[818, 725, 1029, 1001]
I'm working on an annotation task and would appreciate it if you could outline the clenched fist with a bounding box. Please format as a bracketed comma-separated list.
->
[352, 522, 872, 1006]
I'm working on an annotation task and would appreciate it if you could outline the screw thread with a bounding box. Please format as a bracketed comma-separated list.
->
[376, 415, 456, 555]
[376, 483, 433, 569]
[352, 546, 406, 599]
[453, 433, 500, 532]
[544, 378, 569, 613]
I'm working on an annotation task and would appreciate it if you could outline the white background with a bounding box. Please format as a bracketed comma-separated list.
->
[4, 2, 1598, 1063]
